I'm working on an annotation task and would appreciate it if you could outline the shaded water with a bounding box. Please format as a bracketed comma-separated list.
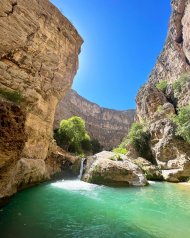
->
[0, 180, 190, 238]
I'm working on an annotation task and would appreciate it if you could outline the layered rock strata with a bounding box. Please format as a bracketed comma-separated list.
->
[135, 0, 190, 182]
[54, 89, 136, 150]
[0, 0, 82, 199]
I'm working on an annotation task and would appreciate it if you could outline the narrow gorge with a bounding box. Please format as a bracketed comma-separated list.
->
[0, 0, 190, 237]
[54, 89, 135, 150]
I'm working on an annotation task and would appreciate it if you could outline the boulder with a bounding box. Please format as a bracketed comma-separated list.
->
[83, 151, 148, 187]
[132, 157, 163, 181]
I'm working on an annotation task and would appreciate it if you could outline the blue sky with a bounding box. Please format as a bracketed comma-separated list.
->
[51, 0, 171, 110]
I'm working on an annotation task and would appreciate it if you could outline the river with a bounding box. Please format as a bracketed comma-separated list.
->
[0, 180, 190, 238]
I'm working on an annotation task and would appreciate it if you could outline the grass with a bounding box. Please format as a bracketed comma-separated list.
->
[0, 88, 24, 103]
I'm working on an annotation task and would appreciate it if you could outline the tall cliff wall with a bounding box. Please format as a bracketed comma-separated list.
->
[135, 0, 190, 182]
[0, 0, 82, 200]
[54, 90, 136, 150]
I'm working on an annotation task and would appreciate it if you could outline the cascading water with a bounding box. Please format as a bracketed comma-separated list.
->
[78, 158, 85, 180]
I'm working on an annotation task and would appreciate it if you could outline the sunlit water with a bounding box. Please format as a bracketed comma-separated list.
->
[0, 180, 190, 238]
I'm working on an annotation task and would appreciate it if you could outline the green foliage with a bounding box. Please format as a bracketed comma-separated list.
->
[172, 104, 190, 143]
[81, 133, 92, 152]
[57, 116, 89, 154]
[156, 80, 167, 93]
[156, 105, 164, 113]
[112, 147, 127, 155]
[127, 122, 150, 158]
[55, 116, 103, 155]
[0, 88, 23, 103]
[91, 139, 103, 154]
[110, 154, 123, 161]
[173, 74, 190, 97]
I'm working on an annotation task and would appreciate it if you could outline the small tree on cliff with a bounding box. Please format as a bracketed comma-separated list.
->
[57, 116, 91, 154]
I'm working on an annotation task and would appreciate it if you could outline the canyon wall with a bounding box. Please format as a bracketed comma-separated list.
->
[0, 0, 82, 200]
[54, 90, 136, 150]
[135, 0, 190, 182]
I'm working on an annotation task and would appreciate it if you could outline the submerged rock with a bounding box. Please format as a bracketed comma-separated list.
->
[83, 151, 148, 187]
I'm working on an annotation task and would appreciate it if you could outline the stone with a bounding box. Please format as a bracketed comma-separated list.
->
[54, 89, 136, 150]
[83, 151, 148, 186]
[132, 157, 163, 181]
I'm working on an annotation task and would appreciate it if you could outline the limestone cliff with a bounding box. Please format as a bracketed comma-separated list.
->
[135, 0, 190, 182]
[0, 0, 82, 200]
[54, 89, 136, 150]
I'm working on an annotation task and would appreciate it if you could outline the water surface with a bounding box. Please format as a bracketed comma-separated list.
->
[0, 180, 190, 238]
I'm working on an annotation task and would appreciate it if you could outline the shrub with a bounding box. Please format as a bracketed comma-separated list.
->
[127, 122, 150, 158]
[172, 104, 190, 143]
[156, 80, 167, 93]
[0, 89, 23, 103]
[91, 139, 103, 154]
[173, 74, 190, 97]
[112, 147, 127, 155]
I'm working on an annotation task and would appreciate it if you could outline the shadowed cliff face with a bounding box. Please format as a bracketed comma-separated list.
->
[54, 90, 136, 150]
[0, 0, 83, 198]
[136, 0, 190, 182]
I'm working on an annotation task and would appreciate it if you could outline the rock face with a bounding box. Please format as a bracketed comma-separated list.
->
[83, 151, 148, 186]
[135, 0, 190, 182]
[132, 157, 163, 181]
[0, 0, 82, 199]
[54, 89, 136, 150]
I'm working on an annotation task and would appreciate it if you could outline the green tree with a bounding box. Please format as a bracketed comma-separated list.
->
[81, 133, 92, 152]
[173, 104, 190, 143]
[57, 116, 89, 153]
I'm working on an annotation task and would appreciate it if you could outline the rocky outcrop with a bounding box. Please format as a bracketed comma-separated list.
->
[135, 0, 190, 182]
[132, 157, 163, 181]
[0, 0, 82, 199]
[83, 151, 148, 186]
[54, 89, 136, 150]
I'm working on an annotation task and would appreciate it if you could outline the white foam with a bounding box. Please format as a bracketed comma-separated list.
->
[148, 180, 156, 184]
[51, 180, 99, 191]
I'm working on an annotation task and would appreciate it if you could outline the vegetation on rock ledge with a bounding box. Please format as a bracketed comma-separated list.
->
[172, 104, 190, 143]
[156, 80, 167, 93]
[0, 88, 24, 104]
[172, 73, 190, 98]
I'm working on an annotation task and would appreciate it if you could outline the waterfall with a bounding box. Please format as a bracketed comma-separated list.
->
[78, 158, 85, 180]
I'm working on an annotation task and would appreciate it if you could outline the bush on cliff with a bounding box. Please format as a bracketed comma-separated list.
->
[156, 80, 167, 93]
[112, 147, 127, 155]
[172, 104, 190, 143]
[127, 122, 150, 158]
[172, 73, 190, 97]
